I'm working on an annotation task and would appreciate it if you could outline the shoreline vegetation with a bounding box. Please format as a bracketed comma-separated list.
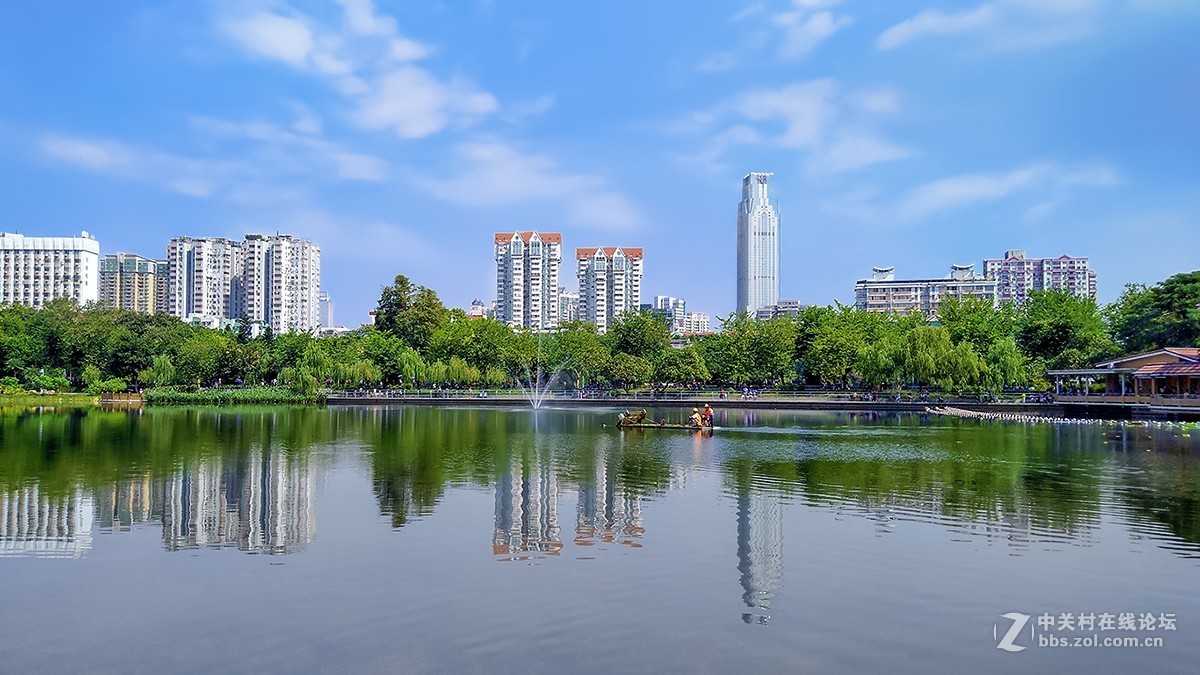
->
[0, 271, 1197, 407]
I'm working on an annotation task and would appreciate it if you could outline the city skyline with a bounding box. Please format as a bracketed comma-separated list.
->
[3, 2, 1198, 323]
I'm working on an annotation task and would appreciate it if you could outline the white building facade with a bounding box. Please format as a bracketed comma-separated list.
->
[0, 231, 100, 308]
[494, 231, 562, 331]
[983, 249, 1097, 305]
[652, 295, 687, 333]
[854, 265, 999, 317]
[558, 289, 579, 324]
[576, 246, 643, 333]
[166, 236, 243, 322]
[680, 312, 711, 334]
[736, 172, 780, 315]
[167, 234, 320, 333]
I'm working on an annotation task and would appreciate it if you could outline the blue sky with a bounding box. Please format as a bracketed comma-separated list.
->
[2, 0, 1198, 325]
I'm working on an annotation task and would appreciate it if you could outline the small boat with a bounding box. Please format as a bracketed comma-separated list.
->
[618, 422, 715, 430]
[615, 410, 714, 430]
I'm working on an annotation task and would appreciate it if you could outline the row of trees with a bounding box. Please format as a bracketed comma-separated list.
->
[1, 270, 1197, 396]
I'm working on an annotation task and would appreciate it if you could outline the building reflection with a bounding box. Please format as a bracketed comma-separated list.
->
[575, 445, 645, 550]
[493, 451, 562, 559]
[490, 440, 649, 560]
[161, 449, 316, 555]
[95, 473, 160, 531]
[736, 490, 784, 625]
[0, 486, 94, 558]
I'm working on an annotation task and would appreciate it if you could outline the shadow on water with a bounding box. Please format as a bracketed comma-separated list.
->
[2, 406, 1199, 570]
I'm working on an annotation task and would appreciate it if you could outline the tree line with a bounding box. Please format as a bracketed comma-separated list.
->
[1, 271, 1197, 396]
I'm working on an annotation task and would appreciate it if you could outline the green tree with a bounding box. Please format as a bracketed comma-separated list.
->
[1105, 283, 1157, 353]
[653, 347, 709, 385]
[937, 296, 1015, 356]
[374, 274, 449, 353]
[553, 321, 611, 387]
[1016, 289, 1115, 371]
[605, 310, 671, 361]
[1150, 271, 1200, 347]
[608, 353, 653, 389]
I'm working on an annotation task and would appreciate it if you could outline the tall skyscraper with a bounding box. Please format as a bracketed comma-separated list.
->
[99, 253, 166, 314]
[0, 231, 100, 308]
[167, 234, 321, 333]
[983, 250, 1097, 305]
[736, 172, 780, 315]
[494, 231, 563, 330]
[576, 246, 643, 333]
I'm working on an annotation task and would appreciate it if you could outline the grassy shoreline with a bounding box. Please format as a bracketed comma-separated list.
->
[143, 386, 320, 405]
[0, 393, 98, 408]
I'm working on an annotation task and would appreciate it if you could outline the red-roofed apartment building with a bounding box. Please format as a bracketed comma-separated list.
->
[576, 246, 643, 333]
[494, 232, 562, 331]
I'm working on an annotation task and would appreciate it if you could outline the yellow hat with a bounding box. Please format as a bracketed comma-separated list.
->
[692, 408, 699, 412]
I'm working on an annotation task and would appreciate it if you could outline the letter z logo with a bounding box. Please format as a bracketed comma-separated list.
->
[995, 612, 1031, 652]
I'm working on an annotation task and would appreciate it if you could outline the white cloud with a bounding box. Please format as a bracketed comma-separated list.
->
[218, 2, 494, 139]
[40, 136, 131, 171]
[388, 37, 432, 61]
[336, 0, 396, 36]
[674, 78, 911, 174]
[352, 66, 498, 138]
[900, 165, 1040, 218]
[878, 5, 996, 50]
[852, 87, 900, 114]
[285, 210, 439, 264]
[809, 133, 913, 173]
[503, 94, 556, 123]
[772, 2, 853, 58]
[39, 134, 223, 198]
[288, 103, 322, 135]
[422, 142, 641, 230]
[330, 152, 388, 181]
[736, 79, 838, 148]
[223, 12, 315, 67]
[897, 162, 1118, 219]
[190, 115, 389, 181]
[877, 0, 1100, 51]
[697, 52, 738, 73]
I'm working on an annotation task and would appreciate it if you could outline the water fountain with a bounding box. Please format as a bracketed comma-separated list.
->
[514, 332, 569, 409]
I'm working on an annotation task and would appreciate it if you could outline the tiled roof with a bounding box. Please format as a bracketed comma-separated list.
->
[575, 246, 644, 259]
[1165, 348, 1200, 359]
[1135, 363, 1200, 377]
[494, 231, 563, 244]
[1095, 348, 1200, 368]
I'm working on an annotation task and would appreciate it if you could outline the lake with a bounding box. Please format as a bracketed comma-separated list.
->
[1, 405, 1198, 673]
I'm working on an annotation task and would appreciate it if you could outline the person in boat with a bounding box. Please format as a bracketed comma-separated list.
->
[701, 404, 714, 427]
[688, 407, 704, 427]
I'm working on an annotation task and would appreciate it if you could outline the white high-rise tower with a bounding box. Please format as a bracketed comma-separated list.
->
[736, 172, 780, 315]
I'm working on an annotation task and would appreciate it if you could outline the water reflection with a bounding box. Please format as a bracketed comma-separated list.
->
[736, 491, 783, 625]
[159, 448, 315, 554]
[1, 406, 1199, 576]
[494, 448, 561, 558]
[1, 487, 93, 558]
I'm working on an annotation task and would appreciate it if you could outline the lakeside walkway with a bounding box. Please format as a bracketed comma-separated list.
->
[326, 392, 1058, 415]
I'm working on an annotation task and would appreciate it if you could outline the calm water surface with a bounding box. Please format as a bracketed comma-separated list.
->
[1, 405, 1198, 674]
